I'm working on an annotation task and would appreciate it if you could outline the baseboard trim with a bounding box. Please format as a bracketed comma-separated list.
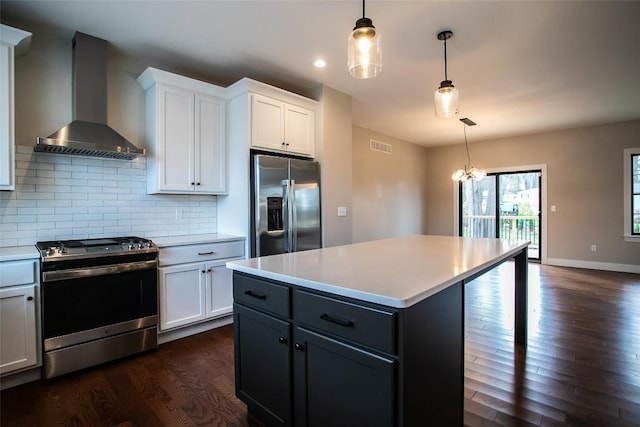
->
[546, 258, 640, 274]
[158, 315, 234, 345]
[0, 366, 41, 390]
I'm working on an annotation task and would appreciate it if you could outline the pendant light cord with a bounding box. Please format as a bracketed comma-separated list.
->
[443, 35, 449, 81]
[362, 0, 366, 18]
[464, 125, 471, 169]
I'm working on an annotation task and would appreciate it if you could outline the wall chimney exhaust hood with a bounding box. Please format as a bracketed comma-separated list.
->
[35, 32, 144, 160]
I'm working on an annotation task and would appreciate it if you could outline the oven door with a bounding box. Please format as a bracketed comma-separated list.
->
[42, 259, 158, 351]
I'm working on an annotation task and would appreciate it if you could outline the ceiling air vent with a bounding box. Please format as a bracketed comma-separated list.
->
[370, 139, 392, 154]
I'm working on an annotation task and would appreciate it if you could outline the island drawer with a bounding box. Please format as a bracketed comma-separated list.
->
[159, 240, 244, 266]
[233, 273, 290, 318]
[294, 290, 396, 354]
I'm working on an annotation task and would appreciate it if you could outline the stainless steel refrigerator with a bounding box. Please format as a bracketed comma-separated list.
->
[251, 153, 321, 257]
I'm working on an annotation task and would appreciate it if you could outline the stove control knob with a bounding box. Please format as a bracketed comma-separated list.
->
[45, 247, 53, 256]
[57, 247, 65, 254]
[128, 242, 135, 250]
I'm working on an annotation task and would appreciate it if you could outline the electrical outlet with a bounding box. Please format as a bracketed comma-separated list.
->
[337, 207, 347, 217]
[551, 205, 557, 212]
[590, 244, 597, 252]
[176, 208, 183, 220]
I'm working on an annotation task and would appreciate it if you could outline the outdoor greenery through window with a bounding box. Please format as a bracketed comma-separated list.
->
[633, 153, 639, 235]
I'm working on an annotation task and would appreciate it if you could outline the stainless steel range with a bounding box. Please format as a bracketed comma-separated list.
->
[36, 236, 158, 379]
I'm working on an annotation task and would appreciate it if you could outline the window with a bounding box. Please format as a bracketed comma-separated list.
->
[623, 148, 640, 241]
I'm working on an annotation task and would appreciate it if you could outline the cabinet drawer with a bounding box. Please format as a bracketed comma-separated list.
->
[0, 260, 38, 288]
[294, 290, 396, 354]
[233, 273, 290, 318]
[159, 241, 244, 266]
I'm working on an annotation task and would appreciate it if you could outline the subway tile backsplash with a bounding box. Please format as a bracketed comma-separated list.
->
[0, 145, 218, 247]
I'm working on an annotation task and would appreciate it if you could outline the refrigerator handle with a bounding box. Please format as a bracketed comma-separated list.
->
[290, 179, 297, 252]
[283, 179, 291, 252]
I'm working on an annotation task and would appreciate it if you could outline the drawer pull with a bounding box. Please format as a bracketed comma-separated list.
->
[198, 251, 216, 255]
[244, 290, 267, 300]
[320, 313, 354, 328]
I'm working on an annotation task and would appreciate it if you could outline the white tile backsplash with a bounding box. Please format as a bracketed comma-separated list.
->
[0, 146, 218, 247]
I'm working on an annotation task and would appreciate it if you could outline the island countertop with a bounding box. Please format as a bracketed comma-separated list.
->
[226, 234, 529, 308]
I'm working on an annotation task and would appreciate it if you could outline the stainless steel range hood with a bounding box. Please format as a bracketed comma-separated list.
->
[35, 32, 144, 160]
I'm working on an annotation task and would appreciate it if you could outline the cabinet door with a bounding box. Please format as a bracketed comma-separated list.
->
[293, 328, 396, 427]
[159, 263, 206, 330]
[284, 104, 314, 156]
[234, 303, 291, 426]
[0, 285, 37, 374]
[0, 42, 14, 190]
[195, 94, 226, 193]
[251, 94, 285, 151]
[205, 261, 233, 318]
[158, 85, 195, 192]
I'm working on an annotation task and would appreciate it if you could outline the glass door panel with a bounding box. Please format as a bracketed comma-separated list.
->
[461, 176, 496, 238]
[460, 171, 541, 260]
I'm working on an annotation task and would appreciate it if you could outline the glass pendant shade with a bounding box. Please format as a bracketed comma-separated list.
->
[435, 82, 459, 118]
[348, 18, 382, 79]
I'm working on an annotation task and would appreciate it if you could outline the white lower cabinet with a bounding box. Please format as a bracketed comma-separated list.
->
[157, 239, 244, 332]
[0, 259, 39, 375]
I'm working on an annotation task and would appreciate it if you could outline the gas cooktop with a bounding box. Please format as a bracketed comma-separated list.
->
[36, 236, 157, 261]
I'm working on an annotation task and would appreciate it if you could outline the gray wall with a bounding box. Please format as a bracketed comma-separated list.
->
[315, 86, 353, 248]
[352, 126, 429, 243]
[425, 119, 640, 270]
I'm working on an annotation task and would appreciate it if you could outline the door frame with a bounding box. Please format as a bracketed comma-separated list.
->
[453, 164, 548, 264]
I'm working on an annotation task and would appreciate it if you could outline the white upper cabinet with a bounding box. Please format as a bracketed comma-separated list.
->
[0, 25, 31, 191]
[251, 93, 315, 156]
[137, 67, 227, 195]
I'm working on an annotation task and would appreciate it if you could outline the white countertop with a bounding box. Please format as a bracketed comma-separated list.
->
[150, 233, 245, 248]
[0, 245, 40, 262]
[227, 235, 529, 308]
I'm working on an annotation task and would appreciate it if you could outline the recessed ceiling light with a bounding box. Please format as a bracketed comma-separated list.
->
[314, 59, 327, 68]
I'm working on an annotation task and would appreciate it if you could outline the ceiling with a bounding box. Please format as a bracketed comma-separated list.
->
[2, 1, 639, 147]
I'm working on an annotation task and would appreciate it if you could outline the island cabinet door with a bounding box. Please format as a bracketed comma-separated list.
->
[292, 327, 396, 427]
[233, 303, 292, 426]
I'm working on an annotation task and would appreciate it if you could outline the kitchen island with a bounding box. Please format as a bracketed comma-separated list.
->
[227, 235, 529, 426]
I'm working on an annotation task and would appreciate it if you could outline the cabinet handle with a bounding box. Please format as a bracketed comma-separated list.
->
[27, 296, 34, 301]
[244, 290, 267, 300]
[294, 343, 304, 351]
[281, 142, 286, 146]
[285, 143, 290, 147]
[197, 182, 201, 186]
[320, 313, 354, 328]
[201, 269, 206, 273]
[278, 337, 288, 344]
[207, 268, 212, 272]
[198, 251, 216, 255]
[191, 182, 195, 185]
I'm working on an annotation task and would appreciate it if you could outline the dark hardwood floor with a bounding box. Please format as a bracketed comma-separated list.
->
[1, 263, 639, 426]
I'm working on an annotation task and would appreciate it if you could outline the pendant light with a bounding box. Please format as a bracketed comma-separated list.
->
[347, 0, 382, 79]
[435, 30, 459, 118]
[451, 118, 485, 181]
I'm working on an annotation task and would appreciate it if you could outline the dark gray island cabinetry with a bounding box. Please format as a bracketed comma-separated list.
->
[228, 235, 529, 426]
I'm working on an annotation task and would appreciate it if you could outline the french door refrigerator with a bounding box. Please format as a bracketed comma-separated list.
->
[251, 153, 321, 257]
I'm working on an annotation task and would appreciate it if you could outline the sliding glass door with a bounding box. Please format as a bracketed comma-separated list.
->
[460, 170, 541, 260]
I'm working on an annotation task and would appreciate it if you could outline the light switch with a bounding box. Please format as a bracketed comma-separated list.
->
[551, 205, 556, 212]
[337, 206, 347, 217]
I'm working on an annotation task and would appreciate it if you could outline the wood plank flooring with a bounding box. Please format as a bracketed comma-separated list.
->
[1, 263, 639, 426]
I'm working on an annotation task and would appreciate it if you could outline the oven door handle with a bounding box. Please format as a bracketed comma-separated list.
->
[42, 260, 157, 282]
